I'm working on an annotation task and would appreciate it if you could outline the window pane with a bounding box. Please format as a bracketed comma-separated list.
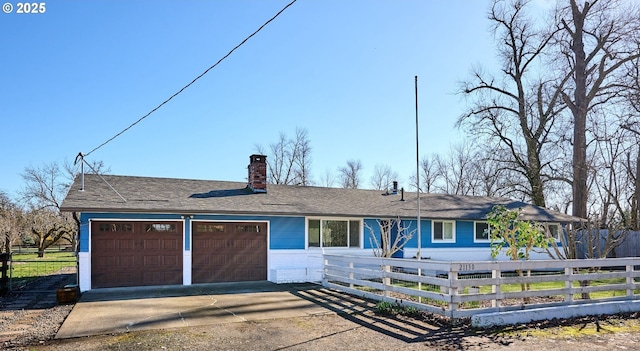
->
[145, 223, 176, 232]
[443, 222, 453, 239]
[99, 223, 133, 232]
[434, 221, 443, 240]
[195, 223, 225, 233]
[475, 222, 489, 240]
[308, 220, 320, 247]
[549, 224, 559, 240]
[349, 220, 360, 248]
[322, 220, 348, 247]
[235, 225, 261, 233]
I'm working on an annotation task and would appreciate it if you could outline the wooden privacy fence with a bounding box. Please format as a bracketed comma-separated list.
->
[322, 254, 640, 320]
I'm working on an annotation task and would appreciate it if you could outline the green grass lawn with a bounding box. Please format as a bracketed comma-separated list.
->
[9, 250, 76, 283]
[11, 250, 76, 262]
[384, 271, 639, 307]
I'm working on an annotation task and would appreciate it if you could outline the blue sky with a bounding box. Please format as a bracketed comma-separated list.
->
[0, 0, 552, 198]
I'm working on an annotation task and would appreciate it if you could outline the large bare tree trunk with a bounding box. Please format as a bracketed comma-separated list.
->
[560, 0, 640, 219]
[568, 0, 589, 219]
[635, 150, 640, 229]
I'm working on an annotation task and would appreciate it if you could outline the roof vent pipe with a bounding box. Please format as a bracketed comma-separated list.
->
[400, 187, 405, 201]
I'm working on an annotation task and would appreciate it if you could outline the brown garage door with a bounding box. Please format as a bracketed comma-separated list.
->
[192, 222, 267, 283]
[91, 221, 183, 289]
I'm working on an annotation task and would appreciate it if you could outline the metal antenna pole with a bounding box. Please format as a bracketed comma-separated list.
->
[75, 152, 85, 191]
[415, 76, 421, 260]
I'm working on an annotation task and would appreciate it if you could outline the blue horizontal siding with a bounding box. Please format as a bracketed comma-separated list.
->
[269, 217, 305, 249]
[363, 219, 380, 249]
[78, 212, 497, 254]
[402, 219, 491, 249]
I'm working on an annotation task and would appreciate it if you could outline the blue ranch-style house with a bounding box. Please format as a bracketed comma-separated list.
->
[60, 154, 578, 292]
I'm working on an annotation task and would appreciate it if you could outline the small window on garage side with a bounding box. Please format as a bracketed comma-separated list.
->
[432, 220, 455, 242]
[99, 223, 133, 232]
[235, 225, 261, 233]
[145, 223, 176, 232]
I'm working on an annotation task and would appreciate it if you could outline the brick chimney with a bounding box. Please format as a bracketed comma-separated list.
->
[248, 154, 267, 193]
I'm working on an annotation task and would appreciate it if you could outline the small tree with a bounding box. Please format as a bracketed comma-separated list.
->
[486, 205, 553, 301]
[365, 217, 416, 258]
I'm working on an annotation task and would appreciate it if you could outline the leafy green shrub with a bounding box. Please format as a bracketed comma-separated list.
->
[375, 301, 394, 315]
[375, 301, 421, 317]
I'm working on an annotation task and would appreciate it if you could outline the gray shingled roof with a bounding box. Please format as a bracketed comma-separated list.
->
[60, 174, 581, 223]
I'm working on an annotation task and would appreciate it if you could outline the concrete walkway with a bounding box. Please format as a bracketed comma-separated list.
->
[55, 282, 362, 339]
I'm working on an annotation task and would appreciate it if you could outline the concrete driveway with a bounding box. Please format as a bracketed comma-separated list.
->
[56, 282, 356, 339]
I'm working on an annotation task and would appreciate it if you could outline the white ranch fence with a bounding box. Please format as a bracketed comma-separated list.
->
[322, 254, 640, 320]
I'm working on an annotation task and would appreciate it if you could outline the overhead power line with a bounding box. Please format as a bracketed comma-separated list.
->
[85, 0, 297, 157]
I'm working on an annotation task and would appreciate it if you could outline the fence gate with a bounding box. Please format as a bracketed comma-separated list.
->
[9, 253, 78, 294]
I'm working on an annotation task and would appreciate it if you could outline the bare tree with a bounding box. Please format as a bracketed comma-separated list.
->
[365, 218, 416, 258]
[338, 159, 363, 189]
[0, 191, 23, 254]
[20, 162, 68, 211]
[20, 160, 109, 256]
[621, 118, 640, 230]
[27, 207, 73, 257]
[587, 118, 637, 228]
[475, 149, 514, 198]
[256, 127, 313, 186]
[410, 154, 442, 193]
[621, 57, 640, 229]
[412, 144, 513, 197]
[435, 143, 474, 195]
[318, 168, 336, 188]
[458, 0, 568, 206]
[292, 128, 312, 186]
[370, 164, 399, 191]
[556, 0, 640, 219]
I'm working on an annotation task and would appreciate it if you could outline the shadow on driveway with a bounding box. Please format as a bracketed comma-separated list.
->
[57, 281, 515, 349]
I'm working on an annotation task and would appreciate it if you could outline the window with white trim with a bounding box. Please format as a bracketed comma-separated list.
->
[546, 223, 561, 240]
[474, 221, 490, 242]
[432, 220, 455, 242]
[308, 218, 360, 248]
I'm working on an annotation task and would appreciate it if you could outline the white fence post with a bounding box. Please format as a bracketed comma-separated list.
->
[627, 264, 634, 297]
[565, 266, 574, 302]
[448, 270, 459, 318]
[383, 264, 391, 298]
[349, 261, 354, 289]
[323, 257, 328, 284]
[492, 268, 500, 308]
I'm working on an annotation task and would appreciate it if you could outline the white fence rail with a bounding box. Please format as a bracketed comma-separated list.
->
[322, 254, 640, 320]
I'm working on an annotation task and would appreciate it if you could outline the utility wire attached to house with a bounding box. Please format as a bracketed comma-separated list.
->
[84, 0, 297, 157]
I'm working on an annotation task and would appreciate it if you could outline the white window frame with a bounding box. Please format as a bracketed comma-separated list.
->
[306, 217, 362, 249]
[431, 220, 456, 243]
[473, 221, 491, 243]
[545, 223, 561, 241]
